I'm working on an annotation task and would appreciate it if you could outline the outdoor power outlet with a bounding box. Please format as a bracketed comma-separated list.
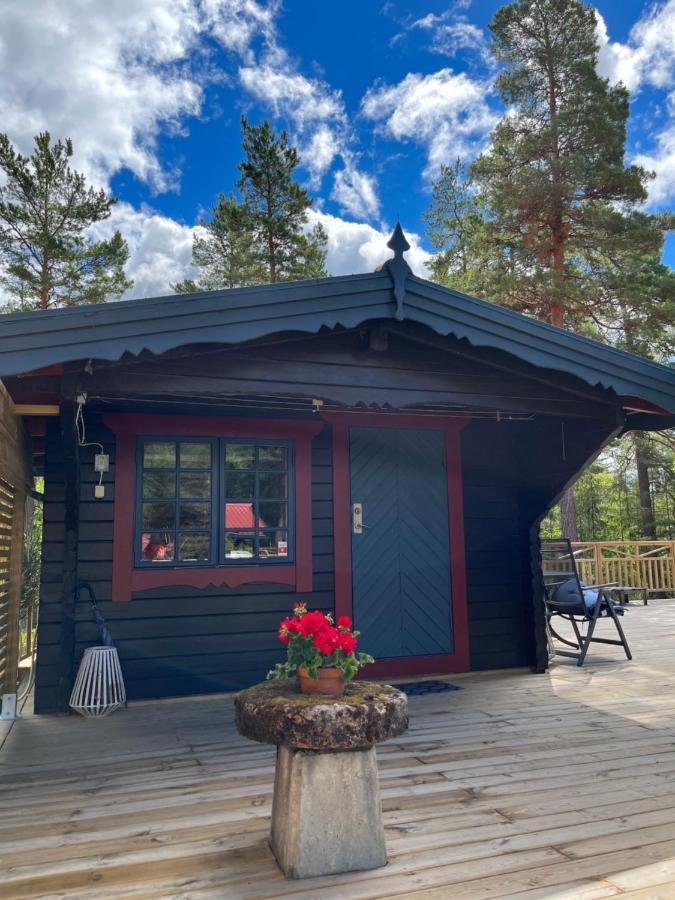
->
[94, 453, 109, 473]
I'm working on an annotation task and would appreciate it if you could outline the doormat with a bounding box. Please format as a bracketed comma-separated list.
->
[396, 679, 462, 695]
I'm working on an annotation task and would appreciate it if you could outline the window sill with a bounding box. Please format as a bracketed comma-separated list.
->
[128, 563, 297, 596]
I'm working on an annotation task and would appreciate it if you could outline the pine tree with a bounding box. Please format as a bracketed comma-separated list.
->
[425, 0, 675, 539]
[452, 0, 654, 329]
[173, 194, 262, 293]
[423, 159, 487, 295]
[183, 119, 328, 292]
[615, 244, 675, 540]
[238, 118, 327, 283]
[0, 132, 132, 310]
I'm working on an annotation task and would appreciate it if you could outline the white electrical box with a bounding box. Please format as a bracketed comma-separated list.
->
[94, 453, 110, 473]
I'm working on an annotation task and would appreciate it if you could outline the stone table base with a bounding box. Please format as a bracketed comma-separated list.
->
[235, 679, 408, 879]
[270, 745, 386, 879]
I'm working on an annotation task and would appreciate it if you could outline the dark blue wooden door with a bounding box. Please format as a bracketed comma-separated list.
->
[349, 427, 453, 659]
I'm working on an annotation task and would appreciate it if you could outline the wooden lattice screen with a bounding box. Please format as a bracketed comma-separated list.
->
[0, 475, 17, 695]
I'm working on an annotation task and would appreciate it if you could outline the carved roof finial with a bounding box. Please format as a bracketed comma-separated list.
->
[387, 221, 411, 262]
[384, 222, 412, 321]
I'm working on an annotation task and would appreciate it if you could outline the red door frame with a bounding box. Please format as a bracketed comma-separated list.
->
[324, 411, 470, 677]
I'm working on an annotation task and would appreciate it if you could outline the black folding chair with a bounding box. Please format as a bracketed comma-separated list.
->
[541, 539, 632, 667]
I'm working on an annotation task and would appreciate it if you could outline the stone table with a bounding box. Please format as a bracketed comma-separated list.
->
[235, 679, 408, 879]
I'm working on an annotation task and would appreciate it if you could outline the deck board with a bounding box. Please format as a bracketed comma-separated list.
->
[2, 601, 675, 898]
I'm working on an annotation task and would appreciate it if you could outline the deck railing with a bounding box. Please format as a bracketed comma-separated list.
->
[542, 541, 675, 594]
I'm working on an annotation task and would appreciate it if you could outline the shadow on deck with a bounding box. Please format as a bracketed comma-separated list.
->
[2, 601, 675, 899]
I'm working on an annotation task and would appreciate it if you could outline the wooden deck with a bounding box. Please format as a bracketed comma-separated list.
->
[2, 601, 675, 899]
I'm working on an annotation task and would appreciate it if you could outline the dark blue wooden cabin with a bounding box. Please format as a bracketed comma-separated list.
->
[1, 228, 673, 713]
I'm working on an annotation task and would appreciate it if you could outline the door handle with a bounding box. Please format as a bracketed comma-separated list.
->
[353, 502, 368, 534]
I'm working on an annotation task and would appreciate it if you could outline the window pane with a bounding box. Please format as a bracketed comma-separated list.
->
[180, 443, 211, 468]
[143, 442, 176, 468]
[225, 501, 259, 529]
[259, 531, 288, 558]
[143, 502, 175, 529]
[178, 532, 210, 562]
[259, 471, 287, 499]
[179, 502, 211, 529]
[258, 501, 288, 528]
[258, 445, 287, 469]
[226, 444, 255, 469]
[143, 471, 175, 499]
[225, 471, 254, 500]
[141, 532, 175, 562]
[180, 472, 211, 499]
[225, 532, 255, 558]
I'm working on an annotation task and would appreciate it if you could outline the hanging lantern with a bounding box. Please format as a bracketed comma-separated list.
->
[69, 646, 126, 718]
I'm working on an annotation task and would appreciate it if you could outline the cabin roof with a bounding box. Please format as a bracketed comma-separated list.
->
[0, 240, 673, 420]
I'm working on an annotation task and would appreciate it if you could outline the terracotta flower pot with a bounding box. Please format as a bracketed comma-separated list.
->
[297, 666, 345, 697]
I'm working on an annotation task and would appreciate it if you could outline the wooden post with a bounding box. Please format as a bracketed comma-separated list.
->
[55, 397, 80, 712]
[594, 542, 602, 586]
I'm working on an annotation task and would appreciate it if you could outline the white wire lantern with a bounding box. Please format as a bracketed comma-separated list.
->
[69, 646, 126, 718]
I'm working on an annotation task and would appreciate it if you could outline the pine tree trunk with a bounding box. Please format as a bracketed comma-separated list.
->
[40, 256, 50, 309]
[633, 433, 657, 539]
[560, 487, 579, 540]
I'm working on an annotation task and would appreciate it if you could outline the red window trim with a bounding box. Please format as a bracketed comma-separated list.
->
[103, 413, 323, 602]
[323, 410, 471, 676]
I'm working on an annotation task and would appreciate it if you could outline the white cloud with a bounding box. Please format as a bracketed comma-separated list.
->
[596, 4, 675, 92]
[633, 97, 675, 204]
[361, 69, 498, 178]
[238, 65, 343, 127]
[595, 4, 675, 205]
[0, 0, 278, 191]
[92, 203, 200, 299]
[302, 126, 340, 184]
[331, 164, 381, 221]
[596, 14, 643, 92]
[632, 1, 675, 89]
[307, 210, 430, 278]
[411, 11, 491, 63]
[204, 0, 279, 63]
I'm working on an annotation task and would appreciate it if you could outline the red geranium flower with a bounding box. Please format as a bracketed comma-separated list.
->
[339, 633, 357, 655]
[278, 616, 300, 643]
[313, 624, 341, 655]
[337, 615, 352, 629]
[298, 610, 329, 637]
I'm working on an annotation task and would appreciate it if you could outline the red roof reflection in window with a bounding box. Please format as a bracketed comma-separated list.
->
[225, 502, 266, 529]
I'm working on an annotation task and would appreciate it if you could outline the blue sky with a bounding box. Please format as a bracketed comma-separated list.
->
[3, 0, 675, 297]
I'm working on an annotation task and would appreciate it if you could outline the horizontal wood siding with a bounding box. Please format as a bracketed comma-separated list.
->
[462, 420, 528, 671]
[34, 418, 68, 712]
[35, 416, 334, 710]
[35, 411, 537, 712]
